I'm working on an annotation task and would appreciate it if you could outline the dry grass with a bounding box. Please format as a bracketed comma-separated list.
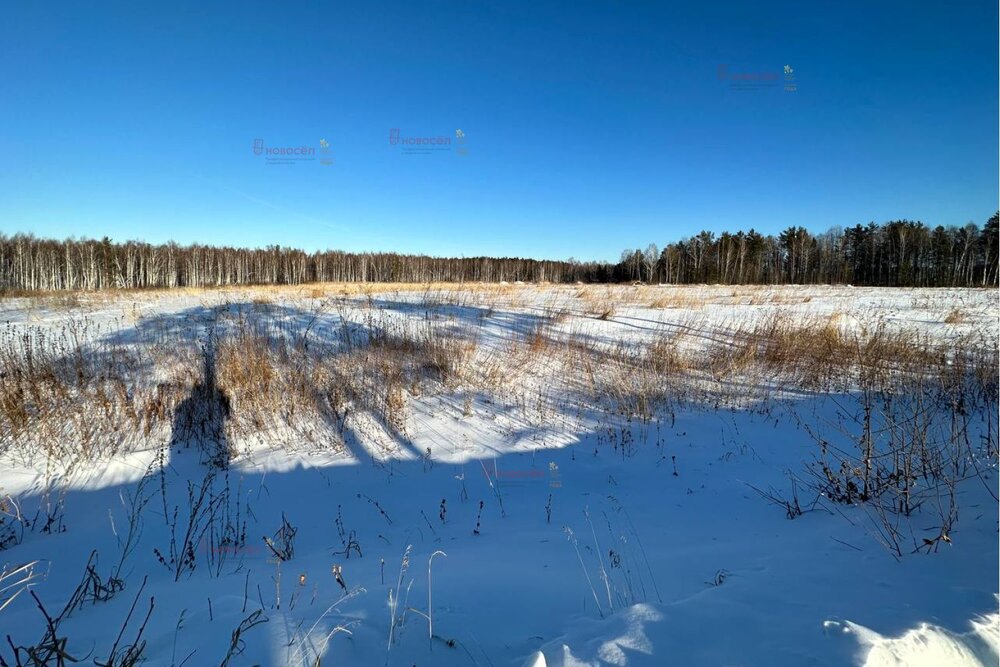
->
[0, 295, 488, 461]
[596, 335, 687, 422]
[703, 311, 958, 392]
[647, 291, 706, 310]
[210, 306, 479, 450]
[575, 286, 619, 319]
[0, 286, 995, 467]
[0, 320, 197, 462]
[943, 308, 966, 324]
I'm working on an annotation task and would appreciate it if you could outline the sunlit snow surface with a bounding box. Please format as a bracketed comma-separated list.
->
[0, 284, 996, 666]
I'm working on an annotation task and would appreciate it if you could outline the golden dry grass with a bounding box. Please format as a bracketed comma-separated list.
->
[1, 286, 995, 464]
[944, 308, 966, 324]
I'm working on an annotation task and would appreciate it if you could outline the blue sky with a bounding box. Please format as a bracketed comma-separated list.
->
[1, 1, 997, 262]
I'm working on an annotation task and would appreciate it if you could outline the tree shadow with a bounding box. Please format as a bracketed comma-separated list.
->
[168, 337, 231, 469]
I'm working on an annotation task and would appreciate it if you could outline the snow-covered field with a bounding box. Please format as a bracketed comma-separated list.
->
[0, 284, 997, 666]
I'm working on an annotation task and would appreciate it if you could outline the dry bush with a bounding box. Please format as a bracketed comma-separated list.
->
[576, 287, 619, 320]
[706, 312, 947, 392]
[943, 308, 966, 324]
[211, 306, 478, 451]
[329, 313, 478, 437]
[647, 290, 705, 310]
[647, 296, 673, 309]
[214, 322, 303, 437]
[523, 323, 553, 356]
[250, 295, 273, 309]
[584, 330, 691, 428]
[475, 343, 521, 395]
[724, 286, 769, 306]
[1, 290, 89, 311]
[645, 334, 687, 375]
[600, 346, 665, 422]
[0, 319, 196, 461]
[796, 345, 998, 558]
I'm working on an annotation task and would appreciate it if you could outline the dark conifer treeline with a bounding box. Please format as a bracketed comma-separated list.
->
[618, 214, 998, 287]
[1, 214, 996, 292]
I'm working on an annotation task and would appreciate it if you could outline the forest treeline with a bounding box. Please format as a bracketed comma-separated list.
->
[1, 214, 996, 292]
[619, 214, 998, 287]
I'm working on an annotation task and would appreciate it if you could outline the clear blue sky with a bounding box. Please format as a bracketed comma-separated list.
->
[1, 1, 997, 262]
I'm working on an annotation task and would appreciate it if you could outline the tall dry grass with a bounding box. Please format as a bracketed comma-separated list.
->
[0, 288, 995, 474]
[0, 319, 197, 462]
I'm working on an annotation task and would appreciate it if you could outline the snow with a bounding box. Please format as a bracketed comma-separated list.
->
[828, 602, 1000, 667]
[0, 284, 997, 666]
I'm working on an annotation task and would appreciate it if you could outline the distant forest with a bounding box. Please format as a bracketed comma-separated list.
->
[1, 214, 997, 292]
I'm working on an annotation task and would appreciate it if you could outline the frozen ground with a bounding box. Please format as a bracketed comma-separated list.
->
[0, 284, 997, 666]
